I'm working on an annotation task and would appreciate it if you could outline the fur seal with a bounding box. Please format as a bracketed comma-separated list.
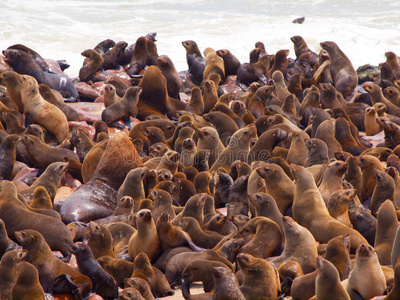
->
[270, 216, 318, 274]
[186, 87, 204, 115]
[0, 181, 72, 260]
[210, 125, 257, 172]
[237, 253, 279, 300]
[128, 209, 161, 262]
[69, 242, 118, 299]
[101, 40, 127, 70]
[1, 71, 24, 112]
[0, 249, 26, 299]
[291, 165, 367, 253]
[19, 161, 69, 202]
[38, 84, 79, 121]
[86, 221, 114, 259]
[256, 163, 295, 214]
[20, 74, 69, 143]
[3, 47, 78, 101]
[79, 49, 104, 81]
[125, 36, 148, 76]
[0, 134, 20, 180]
[15, 229, 92, 296]
[320, 41, 357, 98]
[345, 243, 386, 300]
[102, 86, 141, 125]
[239, 216, 283, 259]
[315, 257, 350, 300]
[156, 212, 203, 252]
[216, 49, 241, 76]
[21, 134, 77, 170]
[327, 189, 355, 228]
[211, 266, 246, 300]
[117, 167, 147, 205]
[11, 261, 46, 300]
[203, 47, 225, 80]
[157, 54, 182, 99]
[60, 132, 142, 223]
[182, 40, 206, 84]
[375, 199, 399, 266]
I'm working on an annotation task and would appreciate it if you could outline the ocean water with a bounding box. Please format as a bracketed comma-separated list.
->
[1, 0, 400, 78]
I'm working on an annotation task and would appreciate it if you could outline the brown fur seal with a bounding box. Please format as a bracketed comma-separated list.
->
[79, 49, 104, 82]
[38, 84, 79, 121]
[201, 79, 219, 113]
[237, 253, 279, 300]
[137, 65, 186, 119]
[345, 243, 386, 300]
[80, 139, 108, 183]
[181, 260, 230, 298]
[210, 125, 257, 172]
[315, 257, 350, 300]
[386, 255, 400, 299]
[256, 164, 295, 214]
[216, 49, 241, 76]
[203, 47, 225, 80]
[267, 49, 290, 78]
[0, 249, 26, 299]
[103, 84, 121, 108]
[85, 221, 114, 259]
[69, 242, 118, 299]
[248, 193, 283, 231]
[11, 261, 45, 300]
[364, 107, 383, 136]
[239, 216, 283, 259]
[0, 181, 72, 260]
[211, 266, 246, 300]
[182, 40, 206, 84]
[0, 134, 20, 180]
[291, 165, 367, 253]
[371, 169, 395, 216]
[0, 218, 21, 258]
[290, 35, 318, 66]
[102, 86, 141, 125]
[164, 249, 234, 287]
[128, 209, 161, 262]
[357, 154, 385, 202]
[20, 74, 69, 143]
[318, 160, 348, 204]
[196, 126, 225, 167]
[60, 132, 142, 223]
[119, 287, 146, 300]
[19, 161, 69, 202]
[1, 71, 25, 112]
[269, 216, 318, 274]
[125, 36, 149, 76]
[15, 229, 92, 296]
[130, 252, 157, 296]
[156, 212, 203, 252]
[21, 134, 77, 170]
[186, 87, 204, 115]
[320, 41, 357, 98]
[327, 189, 355, 228]
[180, 216, 224, 249]
[375, 200, 399, 266]
[157, 54, 182, 99]
[117, 167, 147, 205]
[101, 40, 127, 70]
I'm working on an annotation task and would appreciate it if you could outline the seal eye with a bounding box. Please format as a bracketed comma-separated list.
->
[140, 212, 144, 217]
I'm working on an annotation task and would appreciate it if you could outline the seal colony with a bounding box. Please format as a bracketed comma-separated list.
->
[0, 31, 400, 300]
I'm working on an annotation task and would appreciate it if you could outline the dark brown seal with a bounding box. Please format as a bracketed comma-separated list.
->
[60, 132, 142, 223]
